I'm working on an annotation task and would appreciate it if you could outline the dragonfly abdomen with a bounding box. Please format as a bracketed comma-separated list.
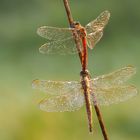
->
[81, 75, 93, 132]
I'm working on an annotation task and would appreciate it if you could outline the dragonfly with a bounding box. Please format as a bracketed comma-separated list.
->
[32, 65, 137, 112]
[37, 10, 110, 55]
[35, 10, 138, 133]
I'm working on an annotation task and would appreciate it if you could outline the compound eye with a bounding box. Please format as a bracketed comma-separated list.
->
[75, 22, 80, 25]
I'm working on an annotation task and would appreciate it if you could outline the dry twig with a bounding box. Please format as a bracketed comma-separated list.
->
[63, 0, 109, 140]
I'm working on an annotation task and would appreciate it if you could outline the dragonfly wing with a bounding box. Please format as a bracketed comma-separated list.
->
[86, 31, 103, 49]
[39, 92, 85, 112]
[85, 10, 110, 34]
[85, 11, 110, 49]
[32, 79, 82, 96]
[37, 26, 73, 41]
[90, 65, 136, 88]
[90, 85, 138, 106]
[39, 37, 80, 54]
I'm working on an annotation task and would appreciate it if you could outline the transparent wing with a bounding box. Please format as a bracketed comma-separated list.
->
[37, 26, 73, 41]
[91, 65, 136, 88]
[37, 26, 83, 54]
[85, 10, 110, 49]
[32, 79, 82, 96]
[39, 38, 81, 55]
[32, 79, 85, 112]
[39, 92, 84, 112]
[85, 10, 110, 34]
[86, 31, 103, 49]
[90, 85, 138, 106]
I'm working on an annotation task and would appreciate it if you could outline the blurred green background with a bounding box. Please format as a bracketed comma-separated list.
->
[0, 0, 140, 140]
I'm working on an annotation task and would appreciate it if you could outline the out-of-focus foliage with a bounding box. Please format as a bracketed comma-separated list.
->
[0, 0, 140, 140]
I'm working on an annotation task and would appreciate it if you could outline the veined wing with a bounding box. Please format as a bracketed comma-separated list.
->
[85, 10, 110, 34]
[86, 31, 103, 49]
[39, 92, 84, 112]
[90, 65, 136, 88]
[90, 85, 138, 106]
[37, 26, 73, 41]
[32, 80, 84, 112]
[39, 37, 81, 55]
[32, 79, 82, 96]
[37, 26, 82, 54]
[85, 11, 110, 49]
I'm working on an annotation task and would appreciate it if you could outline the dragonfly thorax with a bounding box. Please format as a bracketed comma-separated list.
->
[80, 70, 91, 91]
[73, 22, 87, 38]
[80, 76, 90, 92]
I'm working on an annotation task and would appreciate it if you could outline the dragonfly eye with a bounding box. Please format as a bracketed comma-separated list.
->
[71, 21, 81, 28]
[75, 21, 80, 25]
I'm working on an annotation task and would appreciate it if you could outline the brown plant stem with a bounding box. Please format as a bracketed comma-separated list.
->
[63, 0, 109, 140]
[63, 0, 82, 64]
[94, 105, 109, 140]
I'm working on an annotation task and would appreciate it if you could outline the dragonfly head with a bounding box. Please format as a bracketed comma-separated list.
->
[74, 21, 81, 28]
[80, 70, 91, 78]
[71, 21, 81, 28]
[74, 21, 80, 25]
